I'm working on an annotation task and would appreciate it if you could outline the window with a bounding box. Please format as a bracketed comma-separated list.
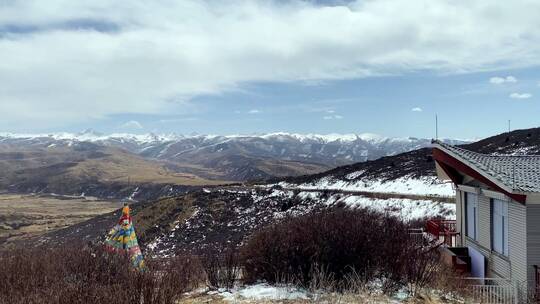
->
[465, 192, 478, 240]
[491, 199, 509, 256]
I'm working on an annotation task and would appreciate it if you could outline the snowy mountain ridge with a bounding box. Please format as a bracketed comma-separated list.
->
[0, 130, 467, 145]
[0, 129, 470, 182]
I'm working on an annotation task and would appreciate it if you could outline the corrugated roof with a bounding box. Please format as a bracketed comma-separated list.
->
[433, 141, 540, 193]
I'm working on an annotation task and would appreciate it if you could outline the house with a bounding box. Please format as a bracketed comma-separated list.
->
[432, 140, 540, 296]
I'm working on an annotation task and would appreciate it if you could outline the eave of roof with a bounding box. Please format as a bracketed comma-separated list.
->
[432, 141, 528, 203]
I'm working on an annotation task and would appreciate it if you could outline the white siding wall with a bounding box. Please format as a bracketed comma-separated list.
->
[508, 201, 528, 285]
[477, 194, 491, 249]
[460, 191, 528, 286]
[464, 192, 496, 277]
[526, 205, 540, 289]
[456, 190, 464, 246]
[491, 253, 511, 278]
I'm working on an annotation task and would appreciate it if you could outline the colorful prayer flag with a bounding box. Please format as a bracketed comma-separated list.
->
[104, 203, 145, 270]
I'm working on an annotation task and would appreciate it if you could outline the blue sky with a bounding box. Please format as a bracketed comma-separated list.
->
[72, 69, 540, 139]
[1, 1, 540, 139]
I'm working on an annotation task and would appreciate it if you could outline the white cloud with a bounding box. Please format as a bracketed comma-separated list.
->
[158, 117, 197, 123]
[506, 76, 517, 83]
[248, 109, 261, 114]
[490, 77, 505, 84]
[305, 106, 340, 114]
[509, 92, 532, 99]
[2, 1, 540, 129]
[323, 114, 343, 120]
[411, 107, 423, 112]
[121, 120, 143, 129]
[489, 76, 517, 84]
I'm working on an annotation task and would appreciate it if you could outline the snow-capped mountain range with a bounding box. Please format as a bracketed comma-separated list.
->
[0, 129, 468, 168]
[0, 129, 457, 144]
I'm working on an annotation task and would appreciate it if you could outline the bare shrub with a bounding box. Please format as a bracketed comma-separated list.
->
[201, 249, 221, 289]
[0, 244, 204, 304]
[200, 246, 240, 290]
[220, 247, 241, 289]
[403, 247, 443, 296]
[145, 255, 206, 303]
[241, 207, 443, 295]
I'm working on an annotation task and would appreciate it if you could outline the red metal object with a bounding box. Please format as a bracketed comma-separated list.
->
[426, 219, 459, 246]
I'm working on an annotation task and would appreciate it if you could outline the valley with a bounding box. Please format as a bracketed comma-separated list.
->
[0, 193, 123, 247]
[5, 127, 540, 253]
[0, 131, 466, 198]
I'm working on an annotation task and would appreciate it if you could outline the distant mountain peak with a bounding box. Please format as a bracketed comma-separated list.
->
[357, 133, 386, 143]
[0, 131, 468, 149]
[77, 128, 103, 137]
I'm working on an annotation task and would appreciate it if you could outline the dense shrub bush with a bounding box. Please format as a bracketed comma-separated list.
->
[0, 245, 204, 304]
[241, 207, 442, 293]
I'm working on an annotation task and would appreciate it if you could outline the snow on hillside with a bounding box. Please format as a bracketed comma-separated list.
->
[143, 187, 454, 257]
[293, 191, 455, 220]
[340, 195, 454, 220]
[255, 188, 454, 221]
[280, 174, 455, 197]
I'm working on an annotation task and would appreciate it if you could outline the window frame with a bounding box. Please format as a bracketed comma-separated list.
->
[465, 192, 478, 240]
[490, 198, 509, 256]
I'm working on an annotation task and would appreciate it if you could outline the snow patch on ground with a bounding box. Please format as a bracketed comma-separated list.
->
[197, 282, 428, 303]
[345, 170, 365, 180]
[284, 174, 454, 197]
[340, 195, 455, 220]
[219, 283, 309, 301]
[291, 191, 455, 221]
[251, 188, 455, 221]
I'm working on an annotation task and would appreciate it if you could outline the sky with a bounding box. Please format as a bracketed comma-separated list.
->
[1, 0, 540, 139]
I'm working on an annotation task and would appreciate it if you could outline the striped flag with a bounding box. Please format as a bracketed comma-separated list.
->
[104, 203, 145, 270]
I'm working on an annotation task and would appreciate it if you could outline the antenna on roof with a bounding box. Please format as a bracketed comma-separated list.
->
[508, 120, 511, 133]
[435, 114, 439, 140]
[512, 161, 516, 191]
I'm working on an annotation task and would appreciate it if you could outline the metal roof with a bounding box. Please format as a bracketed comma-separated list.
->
[433, 141, 540, 193]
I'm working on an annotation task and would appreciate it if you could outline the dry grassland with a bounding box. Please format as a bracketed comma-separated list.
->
[0, 194, 123, 245]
